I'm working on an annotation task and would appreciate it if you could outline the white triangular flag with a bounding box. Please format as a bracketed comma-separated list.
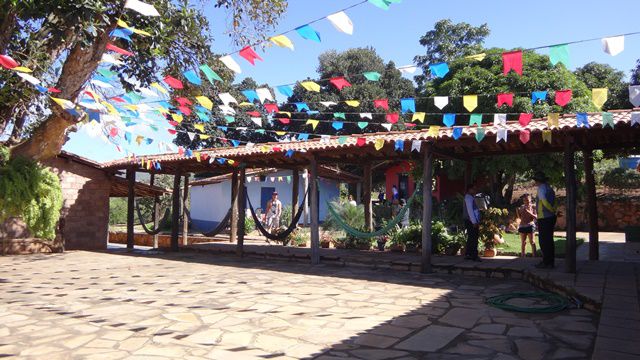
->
[496, 128, 508, 142]
[17, 72, 41, 85]
[494, 113, 507, 126]
[124, 0, 160, 16]
[251, 117, 262, 126]
[218, 92, 237, 106]
[246, 176, 252, 183]
[256, 88, 273, 103]
[218, 105, 236, 115]
[320, 135, 331, 143]
[632, 112, 640, 126]
[101, 53, 124, 66]
[629, 85, 640, 107]
[219, 55, 242, 73]
[326, 11, 353, 35]
[236, 127, 247, 131]
[381, 123, 393, 131]
[246, 142, 255, 148]
[398, 65, 418, 74]
[360, 113, 372, 119]
[138, 87, 157, 98]
[320, 101, 337, 107]
[270, 176, 275, 182]
[434, 96, 448, 110]
[602, 36, 624, 56]
[411, 140, 422, 152]
[187, 132, 195, 141]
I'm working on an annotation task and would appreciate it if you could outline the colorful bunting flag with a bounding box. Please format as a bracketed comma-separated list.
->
[295, 24, 321, 42]
[357, 121, 368, 129]
[356, 137, 366, 147]
[549, 44, 570, 67]
[151, 82, 168, 94]
[251, 117, 262, 126]
[532, 91, 547, 104]
[294, 102, 310, 111]
[374, 139, 385, 150]
[577, 112, 589, 128]
[502, 50, 523, 75]
[368, 0, 400, 10]
[124, 0, 160, 16]
[219, 55, 242, 73]
[452, 127, 463, 140]
[300, 81, 320, 92]
[398, 65, 418, 74]
[428, 126, 440, 138]
[542, 130, 552, 144]
[193, 123, 205, 132]
[429, 62, 449, 78]
[270, 35, 294, 50]
[519, 129, 530, 144]
[360, 113, 372, 119]
[443, 113, 455, 127]
[110, 28, 133, 41]
[400, 98, 415, 113]
[547, 113, 559, 128]
[411, 140, 422, 152]
[496, 128, 508, 143]
[199, 64, 222, 84]
[386, 113, 399, 124]
[183, 70, 202, 85]
[256, 88, 273, 103]
[327, 11, 354, 35]
[334, 112, 346, 119]
[344, 100, 360, 107]
[434, 96, 448, 110]
[163, 75, 183, 89]
[332, 121, 344, 130]
[412, 112, 425, 123]
[592, 88, 608, 109]
[465, 53, 486, 61]
[320, 101, 337, 107]
[51, 97, 75, 110]
[239, 46, 263, 65]
[475, 127, 485, 142]
[329, 77, 351, 90]
[277, 85, 294, 97]
[602, 36, 624, 56]
[630, 85, 640, 107]
[631, 112, 640, 126]
[463, 95, 478, 112]
[555, 89, 572, 106]
[493, 114, 507, 126]
[195, 96, 213, 110]
[394, 140, 404, 151]
[338, 136, 348, 144]
[0, 54, 19, 69]
[264, 103, 279, 113]
[106, 43, 134, 56]
[242, 89, 259, 103]
[469, 113, 482, 126]
[363, 72, 381, 81]
[374, 99, 389, 110]
[602, 112, 614, 128]
[497, 93, 514, 107]
[218, 92, 238, 106]
[381, 123, 392, 131]
[519, 113, 533, 127]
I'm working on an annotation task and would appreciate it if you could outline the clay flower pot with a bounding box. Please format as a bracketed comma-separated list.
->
[483, 248, 497, 257]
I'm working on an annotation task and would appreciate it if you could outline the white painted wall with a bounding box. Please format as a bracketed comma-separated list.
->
[190, 170, 341, 228]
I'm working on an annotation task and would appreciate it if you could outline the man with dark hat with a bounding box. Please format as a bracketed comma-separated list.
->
[533, 172, 557, 268]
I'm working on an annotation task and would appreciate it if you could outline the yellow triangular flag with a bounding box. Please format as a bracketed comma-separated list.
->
[300, 81, 320, 92]
[427, 126, 441, 138]
[117, 19, 128, 28]
[193, 123, 205, 132]
[228, 160, 235, 165]
[150, 82, 168, 94]
[101, 101, 118, 115]
[12, 66, 32, 73]
[135, 135, 144, 145]
[199, 134, 210, 140]
[195, 151, 201, 162]
[374, 138, 385, 151]
[542, 130, 552, 144]
[171, 113, 183, 123]
[306, 119, 319, 130]
[260, 145, 270, 152]
[592, 88, 608, 109]
[50, 97, 75, 110]
[275, 131, 287, 136]
[270, 35, 294, 50]
[547, 113, 559, 128]
[117, 19, 151, 36]
[465, 53, 487, 61]
[124, 105, 138, 111]
[239, 102, 254, 107]
[463, 95, 478, 112]
[412, 112, 425, 123]
[195, 96, 213, 110]
[344, 100, 360, 107]
[278, 111, 291, 117]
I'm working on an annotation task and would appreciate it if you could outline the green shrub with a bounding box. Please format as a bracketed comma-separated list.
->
[392, 220, 451, 253]
[322, 199, 365, 232]
[0, 150, 63, 239]
[109, 198, 128, 225]
[280, 204, 292, 226]
[602, 167, 640, 189]
[244, 215, 255, 234]
[479, 207, 509, 250]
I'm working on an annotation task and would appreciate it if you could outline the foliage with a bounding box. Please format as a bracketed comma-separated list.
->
[632, 59, 640, 86]
[214, 0, 287, 46]
[322, 199, 365, 232]
[244, 215, 255, 234]
[574, 62, 632, 110]
[289, 228, 309, 246]
[593, 155, 620, 184]
[109, 198, 128, 225]
[0, 149, 63, 239]
[436, 194, 464, 228]
[479, 208, 509, 250]
[497, 233, 584, 258]
[280, 204, 292, 227]
[602, 168, 640, 189]
[391, 220, 451, 253]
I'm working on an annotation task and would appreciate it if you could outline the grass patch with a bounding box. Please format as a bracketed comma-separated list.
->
[496, 232, 584, 258]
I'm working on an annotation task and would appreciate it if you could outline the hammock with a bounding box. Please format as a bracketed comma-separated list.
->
[135, 201, 171, 236]
[183, 207, 232, 238]
[246, 187, 309, 241]
[326, 185, 421, 239]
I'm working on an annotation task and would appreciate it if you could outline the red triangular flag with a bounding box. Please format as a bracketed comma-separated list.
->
[246, 111, 261, 117]
[277, 117, 290, 124]
[106, 43, 134, 57]
[238, 46, 263, 65]
[0, 54, 19, 69]
[178, 147, 184, 155]
[405, 123, 417, 128]
[178, 106, 191, 116]
[168, 120, 178, 127]
[329, 77, 352, 90]
[109, 127, 118, 137]
[48, 87, 61, 93]
[374, 99, 389, 110]
[201, 153, 209, 161]
[356, 137, 366, 147]
[111, 97, 126, 103]
[519, 129, 531, 144]
[272, 146, 281, 151]
[164, 75, 183, 89]
[264, 104, 279, 113]
[502, 50, 522, 76]
[497, 93, 514, 107]
[555, 89, 572, 106]
[519, 113, 533, 127]
[386, 113, 399, 124]
[175, 97, 192, 106]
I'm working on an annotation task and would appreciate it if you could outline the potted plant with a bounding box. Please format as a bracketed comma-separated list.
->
[320, 233, 332, 248]
[387, 236, 405, 252]
[444, 231, 465, 256]
[479, 207, 509, 258]
[376, 235, 388, 251]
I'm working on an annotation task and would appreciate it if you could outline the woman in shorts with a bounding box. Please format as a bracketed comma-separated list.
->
[517, 194, 537, 257]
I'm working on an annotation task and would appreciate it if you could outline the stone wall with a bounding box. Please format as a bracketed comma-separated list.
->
[43, 157, 111, 250]
[555, 196, 640, 231]
[108, 232, 226, 248]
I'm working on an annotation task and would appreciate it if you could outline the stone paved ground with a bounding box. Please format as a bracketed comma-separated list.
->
[0, 250, 597, 359]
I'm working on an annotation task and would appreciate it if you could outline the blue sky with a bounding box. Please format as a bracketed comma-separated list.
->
[64, 0, 640, 162]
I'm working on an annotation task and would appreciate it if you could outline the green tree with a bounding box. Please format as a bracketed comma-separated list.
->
[1, 0, 287, 161]
[574, 62, 631, 110]
[631, 59, 640, 85]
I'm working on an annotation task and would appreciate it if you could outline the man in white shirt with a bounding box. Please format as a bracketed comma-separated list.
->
[462, 184, 481, 261]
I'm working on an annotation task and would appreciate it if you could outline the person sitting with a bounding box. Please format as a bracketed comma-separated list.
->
[517, 194, 537, 257]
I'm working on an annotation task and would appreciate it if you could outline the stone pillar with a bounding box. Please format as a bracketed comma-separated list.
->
[363, 164, 373, 232]
[310, 156, 320, 265]
[230, 170, 239, 243]
[564, 140, 577, 273]
[421, 143, 434, 273]
[126, 168, 136, 250]
[170, 168, 182, 251]
[584, 149, 599, 261]
[237, 168, 246, 257]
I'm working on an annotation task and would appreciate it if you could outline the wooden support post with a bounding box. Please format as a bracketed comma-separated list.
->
[126, 168, 136, 250]
[230, 170, 239, 243]
[292, 169, 300, 220]
[583, 149, 599, 261]
[303, 169, 309, 227]
[421, 143, 434, 273]
[182, 174, 190, 246]
[170, 168, 182, 251]
[356, 182, 362, 204]
[363, 163, 373, 232]
[150, 173, 159, 249]
[564, 140, 577, 273]
[310, 156, 320, 265]
[237, 168, 246, 257]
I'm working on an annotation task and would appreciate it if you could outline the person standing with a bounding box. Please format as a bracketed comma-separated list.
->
[533, 172, 557, 268]
[265, 191, 282, 233]
[348, 195, 357, 206]
[517, 194, 537, 257]
[462, 184, 481, 261]
[392, 185, 399, 200]
[399, 198, 410, 228]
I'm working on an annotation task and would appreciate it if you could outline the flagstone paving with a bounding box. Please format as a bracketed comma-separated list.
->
[0, 250, 599, 359]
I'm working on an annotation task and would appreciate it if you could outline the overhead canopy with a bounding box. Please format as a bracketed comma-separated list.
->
[191, 165, 361, 186]
[102, 109, 640, 174]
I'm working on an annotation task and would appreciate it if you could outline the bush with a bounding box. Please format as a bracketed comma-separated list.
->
[391, 220, 451, 253]
[479, 207, 509, 250]
[109, 198, 128, 225]
[0, 150, 63, 239]
[602, 167, 640, 189]
[322, 199, 365, 232]
[244, 216, 255, 234]
[280, 204, 292, 226]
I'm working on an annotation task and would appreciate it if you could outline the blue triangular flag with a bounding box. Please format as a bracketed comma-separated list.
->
[394, 139, 404, 151]
[155, 162, 161, 170]
[183, 70, 202, 85]
[429, 63, 449, 78]
[110, 28, 133, 41]
[145, 138, 153, 145]
[277, 85, 293, 97]
[35, 85, 48, 93]
[294, 102, 310, 112]
[88, 111, 101, 123]
[285, 149, 294, 158]
[576, 112, 590, 128]
[217, 158, 226, 164]
[332, 121, 343, 130]
[295, 24, 321, 42]
[452, 127, 463, 140]
[185, 149, 193, 157]
[218, 126, 228, 131]
[242, 89, 259, 103]
[298, 133, 309, 141]
[196, 112, 209, 122]
[231, 140, 240, 147]
[125, 132, 132, 143]
[443, 113, 456, 127]
[531, 91, 547, 104]
[400, 98, 416, 113]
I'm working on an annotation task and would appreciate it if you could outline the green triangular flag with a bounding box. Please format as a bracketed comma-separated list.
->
[338, 136, 348, 144]
[200, 64, 223, 83]
[475, 127, 485, 142]
[334, 112, 346, 119]
[126, 91, 143, 103]
[97, 68, 117, 78]
[255, 129, 265, 134]
[602, 112, 614, 128]
[363, 71, 381, 81]
[357, 121, 368, 129]
[224, 116, 235, 123]
[549, 44, 570, 67]
[469, 113, 483, 126]
[286, 176, 291, 184]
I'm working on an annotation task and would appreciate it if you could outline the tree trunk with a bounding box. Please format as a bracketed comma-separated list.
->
[0, 6, 16, 55]
[10, 16, 120, 160]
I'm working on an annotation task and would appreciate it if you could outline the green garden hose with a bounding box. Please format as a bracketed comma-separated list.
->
[485, 291, 569, 313]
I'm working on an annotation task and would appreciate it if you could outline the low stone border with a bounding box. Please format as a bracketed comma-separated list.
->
[1, 238, 63, 255]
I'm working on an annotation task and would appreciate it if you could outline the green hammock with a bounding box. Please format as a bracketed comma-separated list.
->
[326, 185, 420, 239]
